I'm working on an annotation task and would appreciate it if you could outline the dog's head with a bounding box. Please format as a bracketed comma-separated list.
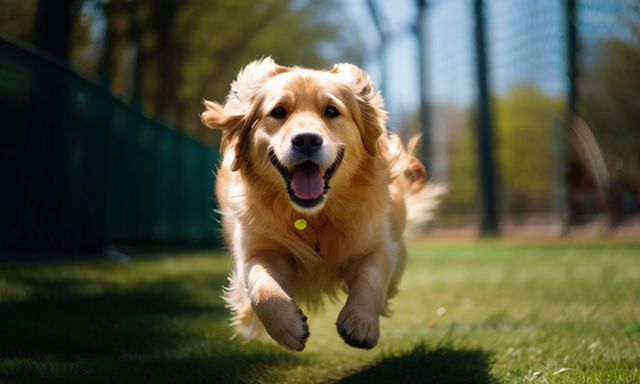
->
[201, 58, 386, 213]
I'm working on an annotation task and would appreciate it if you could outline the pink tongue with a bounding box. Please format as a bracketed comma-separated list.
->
[291, 163, 324, 200]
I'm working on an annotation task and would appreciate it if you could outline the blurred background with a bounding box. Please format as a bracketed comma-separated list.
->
[1, 0, 639, 257]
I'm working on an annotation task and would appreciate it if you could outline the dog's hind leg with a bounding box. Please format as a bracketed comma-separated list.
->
[384, 239, 406, 315]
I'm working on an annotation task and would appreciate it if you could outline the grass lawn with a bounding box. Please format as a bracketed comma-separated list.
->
[1, 241, 639, 383]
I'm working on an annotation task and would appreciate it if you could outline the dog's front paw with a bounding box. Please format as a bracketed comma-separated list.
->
[254, 300, 310, 351]
[336, 306, 379, 349]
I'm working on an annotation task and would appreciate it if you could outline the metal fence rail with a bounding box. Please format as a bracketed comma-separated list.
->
[0, 34, 220, 255]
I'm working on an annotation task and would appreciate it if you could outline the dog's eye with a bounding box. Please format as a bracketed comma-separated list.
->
[270, 106, 287, 119]
[324, 106, 339, 118]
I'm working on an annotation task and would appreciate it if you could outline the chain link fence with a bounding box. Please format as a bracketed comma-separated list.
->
[427, 0, 640, 231]
[1, 34, 220, 255]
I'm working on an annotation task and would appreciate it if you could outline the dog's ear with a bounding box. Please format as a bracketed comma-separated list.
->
[201, 57, 289, 171]
[200, 99, 249, 171]
[331, 63, 387, 157]
[201, 99, 238, 128]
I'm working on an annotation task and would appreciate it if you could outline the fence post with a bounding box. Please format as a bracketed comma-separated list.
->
[365, 0, 390, 106]
[416, 0, 432, 177]
[554, 0, 576, 233]
[472, 0, 499, 235]
[566, 0, 577, 117]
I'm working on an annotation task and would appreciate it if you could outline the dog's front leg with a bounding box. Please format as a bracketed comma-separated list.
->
[337, 247, 393, 349]
[245, 253, 309, 351]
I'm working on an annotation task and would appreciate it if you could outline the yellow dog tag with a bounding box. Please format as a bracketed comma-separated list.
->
[294, 219, 307, 230]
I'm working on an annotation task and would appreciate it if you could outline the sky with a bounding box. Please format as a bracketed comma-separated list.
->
[344, 0, 422, 131]
[344, 0, 564, 122]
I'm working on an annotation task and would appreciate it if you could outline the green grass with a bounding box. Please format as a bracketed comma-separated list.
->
[1, 241, 639, 383]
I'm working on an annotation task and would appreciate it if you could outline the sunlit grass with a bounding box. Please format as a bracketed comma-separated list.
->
[1, 242, 639, 383]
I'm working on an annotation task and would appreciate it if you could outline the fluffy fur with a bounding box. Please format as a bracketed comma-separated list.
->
[201, 58, 441, 351]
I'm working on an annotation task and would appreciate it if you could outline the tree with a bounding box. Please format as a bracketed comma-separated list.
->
[1, 0, 362, 148]
[579, 19, 640, 184]
[442, 85, 561, 220]
[33, 0, 79, 60]
[495, 85, 561, 213]
[442, 106, 477, 219]
[0, 0, 36, 42]
[172, 0, 360, 143]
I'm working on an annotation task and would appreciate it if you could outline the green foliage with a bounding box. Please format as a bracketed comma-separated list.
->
[0, 0, 36, 41]
[174, 0, 358, 142]
[117, 0, 361, 146]
[580, 15, 640, 183]
[495, 85, 562, 213]
[1, 241, 639, 383]
[442, 85, 561, 218]
[441, 108, 478, 218]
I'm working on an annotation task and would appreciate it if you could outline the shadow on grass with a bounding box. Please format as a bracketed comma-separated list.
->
[0, 259, 300, 384]
[337, 343, 498, 384]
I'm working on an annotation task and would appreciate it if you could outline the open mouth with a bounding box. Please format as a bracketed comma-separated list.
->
[269, 148, 344, 208]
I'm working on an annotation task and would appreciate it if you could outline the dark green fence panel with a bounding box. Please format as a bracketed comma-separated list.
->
[0, 34, 220, 255]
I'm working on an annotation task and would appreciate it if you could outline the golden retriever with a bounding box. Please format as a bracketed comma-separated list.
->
[201, 58, 441, 351]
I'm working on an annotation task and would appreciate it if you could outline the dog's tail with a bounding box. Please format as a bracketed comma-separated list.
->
[382, 134, 447, 235]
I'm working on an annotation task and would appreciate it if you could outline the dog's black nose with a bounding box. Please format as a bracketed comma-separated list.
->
[291, 132, 323, 152]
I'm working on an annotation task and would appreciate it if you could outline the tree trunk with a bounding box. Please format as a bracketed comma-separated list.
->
[33, 0, 75, 60]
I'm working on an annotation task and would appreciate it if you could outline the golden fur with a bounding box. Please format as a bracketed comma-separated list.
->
[201, 58, 439, 351]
